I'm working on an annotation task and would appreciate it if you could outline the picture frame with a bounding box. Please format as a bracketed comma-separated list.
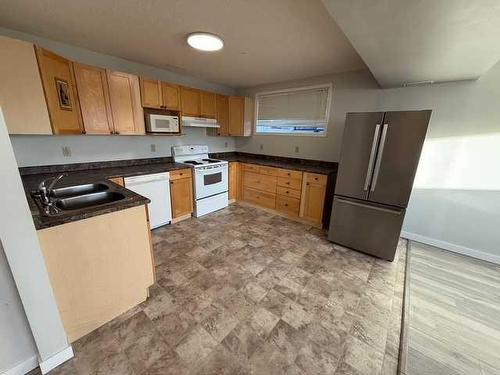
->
[55, 77, 72, 110]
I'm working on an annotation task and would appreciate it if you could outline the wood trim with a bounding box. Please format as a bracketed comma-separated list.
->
[171, 213, 192, 223]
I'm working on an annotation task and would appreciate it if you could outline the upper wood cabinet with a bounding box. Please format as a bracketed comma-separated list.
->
[228, 96, 253, 136]
[139, 78, 162, 109]
[106, 70, 145, 135]
[139, 78, 181, 111]
[73, 63, 114, 135]
[180, 87, 201, 117]
[0, 36, 52, 135]
[200, 91, 216, 118]
[216, 94, 229, 136]
[161, 83, 181, 111]
[35, 47, 83, 134]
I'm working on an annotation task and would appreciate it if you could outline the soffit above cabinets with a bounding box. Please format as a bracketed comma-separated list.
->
[0, 0, 366, 88]
[322, 0, 500, 87]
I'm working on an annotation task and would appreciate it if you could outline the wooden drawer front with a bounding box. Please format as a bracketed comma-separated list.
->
[278, 169, 302, 180]
[242, 163, 260, 173]
[243, 187, 276, 209]
[276, 195, 300, 216]
[170, 168, 192, 180]
[304, 172, 327, 186]
[277, 177, 302, 190]
[243, 172, 277, 193]
[277, 186, 301, 199]
[259, 166, 279, 176]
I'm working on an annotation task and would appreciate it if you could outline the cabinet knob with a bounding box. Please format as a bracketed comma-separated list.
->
[315, 177, 318, 181]
[286, 182, 290, 185]
[286, 191, 289, 194]
[287, 173, 290, 176]
[285, 203, 288, 207]
[306, 182, 310, 186]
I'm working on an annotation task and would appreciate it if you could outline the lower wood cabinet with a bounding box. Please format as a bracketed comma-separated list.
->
[238, 164, 328, 227]
[229, 162, 239, 201]
[170, 169, 193, 220]
[300, 172, 327, 226]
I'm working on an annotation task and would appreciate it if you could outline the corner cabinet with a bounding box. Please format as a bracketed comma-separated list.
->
[0, 36, 52, 134]
[229, 96, 254, 136]
[170, 169, 194, 221]
[35, 47, 84, 134]
[106, 70, 145, 135]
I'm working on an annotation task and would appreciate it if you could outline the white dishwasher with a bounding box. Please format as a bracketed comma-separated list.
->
[124, 172, 172, 229]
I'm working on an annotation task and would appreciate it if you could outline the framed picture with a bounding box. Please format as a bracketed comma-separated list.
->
[55, 78, 72, 110]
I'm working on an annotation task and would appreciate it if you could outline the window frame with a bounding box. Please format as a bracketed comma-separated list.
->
[254, 83, 333, 137]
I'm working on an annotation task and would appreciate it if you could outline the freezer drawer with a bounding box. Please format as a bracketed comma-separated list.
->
[328, 196, 405, 261]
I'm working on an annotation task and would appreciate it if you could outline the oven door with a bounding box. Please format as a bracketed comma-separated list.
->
[195, 165, 228, 199]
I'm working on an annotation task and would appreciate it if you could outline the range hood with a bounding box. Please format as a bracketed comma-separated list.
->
[182, 116, 220, 128]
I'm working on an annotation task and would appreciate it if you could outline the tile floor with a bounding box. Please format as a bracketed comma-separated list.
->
[32, 203, 406, 374]
[403, 242, 500, 375]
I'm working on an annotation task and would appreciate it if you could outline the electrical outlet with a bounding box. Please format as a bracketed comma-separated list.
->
[224, 141, 228, 148]
[62, 146, 71, 157]
[150, 144, 157, 153]
[295, 146, 299, 153]
[260, 144, 264, 150]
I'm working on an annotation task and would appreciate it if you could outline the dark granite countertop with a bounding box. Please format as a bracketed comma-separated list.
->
[209, 152, 338, 174]
[20, 154, 337, 229]
[20, 158, 188, 230]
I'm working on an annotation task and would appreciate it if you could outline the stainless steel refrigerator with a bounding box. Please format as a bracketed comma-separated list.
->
[328, 110, 431, 261]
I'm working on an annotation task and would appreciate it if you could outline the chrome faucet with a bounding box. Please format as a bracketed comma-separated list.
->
[38, 173, 67, 205]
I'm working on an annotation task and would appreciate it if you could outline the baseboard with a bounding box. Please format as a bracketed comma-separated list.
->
[39, 346, 74, 374]
[400, 231, 500, 265]
[2, 356, 38, 375]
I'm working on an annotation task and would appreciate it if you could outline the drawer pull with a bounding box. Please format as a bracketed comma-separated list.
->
[315, 177, 318, 181]
[286, 182, 290, 185]
[285, 203, 288, 207]
[306, 182, 310, 186]
[286, 191, 289, 194]
[287, 173, 290, 176]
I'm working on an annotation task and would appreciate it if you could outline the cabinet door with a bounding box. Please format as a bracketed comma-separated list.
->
[216, 94, 229, 136]
[229, 162, 239, 201]
[200, 91, 216, 118]
[0, 36, 52, 134]
[228, 96, 244, 136]
[106, 70, 145, 135]
[170, 177, 193, 218]
[300, 175, 327, 226]
[180, 87, 200, 117]
[73, 63, 114, 134]
[161, 83, 181, 110]
[35, 47, 83, 134]
[139, 78, 162, 109]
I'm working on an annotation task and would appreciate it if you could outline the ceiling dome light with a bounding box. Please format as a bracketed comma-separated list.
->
[187, 32, 224, 52]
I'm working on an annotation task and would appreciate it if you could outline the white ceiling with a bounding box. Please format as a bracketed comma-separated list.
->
[322, 0, 500, 87]
[0, 0, 366, 88]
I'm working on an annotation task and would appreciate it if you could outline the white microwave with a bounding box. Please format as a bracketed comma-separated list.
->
[145, 112, 180, 134]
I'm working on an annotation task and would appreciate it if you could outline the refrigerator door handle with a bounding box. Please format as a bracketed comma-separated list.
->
[371, 123, 388, 191]
[363, 124, 381, 191]
[335, 197, 402, 215]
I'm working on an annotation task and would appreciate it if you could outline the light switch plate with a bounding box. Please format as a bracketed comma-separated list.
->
[150, 144, 157, 153]
[295, 146, 299, 153]
[260, 144, 264, 150]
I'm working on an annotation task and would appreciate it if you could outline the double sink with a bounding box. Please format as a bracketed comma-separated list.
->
[34, 182, 126, 216]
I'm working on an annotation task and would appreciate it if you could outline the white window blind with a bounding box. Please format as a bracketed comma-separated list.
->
[255, 84, 331, 135]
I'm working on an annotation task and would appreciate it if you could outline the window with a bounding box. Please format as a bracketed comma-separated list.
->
[255, 84, 332, 136]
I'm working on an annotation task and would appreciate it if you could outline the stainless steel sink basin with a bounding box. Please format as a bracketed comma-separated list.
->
[55, 191, 125, 211]
[50, 183, 109, 198]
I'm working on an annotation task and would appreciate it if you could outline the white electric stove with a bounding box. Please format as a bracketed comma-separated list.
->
[172, 145, 228, 217]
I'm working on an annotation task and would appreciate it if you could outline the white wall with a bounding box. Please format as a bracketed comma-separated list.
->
[237, 69, 380, 162]
[239, 62, 500, 263]
[0, 108, 70, 372]
[0, 241, 37, 374]
[0, 27, 236, 167]
[378, 65, 500, 263]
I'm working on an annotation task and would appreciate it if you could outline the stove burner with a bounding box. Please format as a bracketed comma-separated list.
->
[202, 158, 221, 163]
[184, 160, 203, 165]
